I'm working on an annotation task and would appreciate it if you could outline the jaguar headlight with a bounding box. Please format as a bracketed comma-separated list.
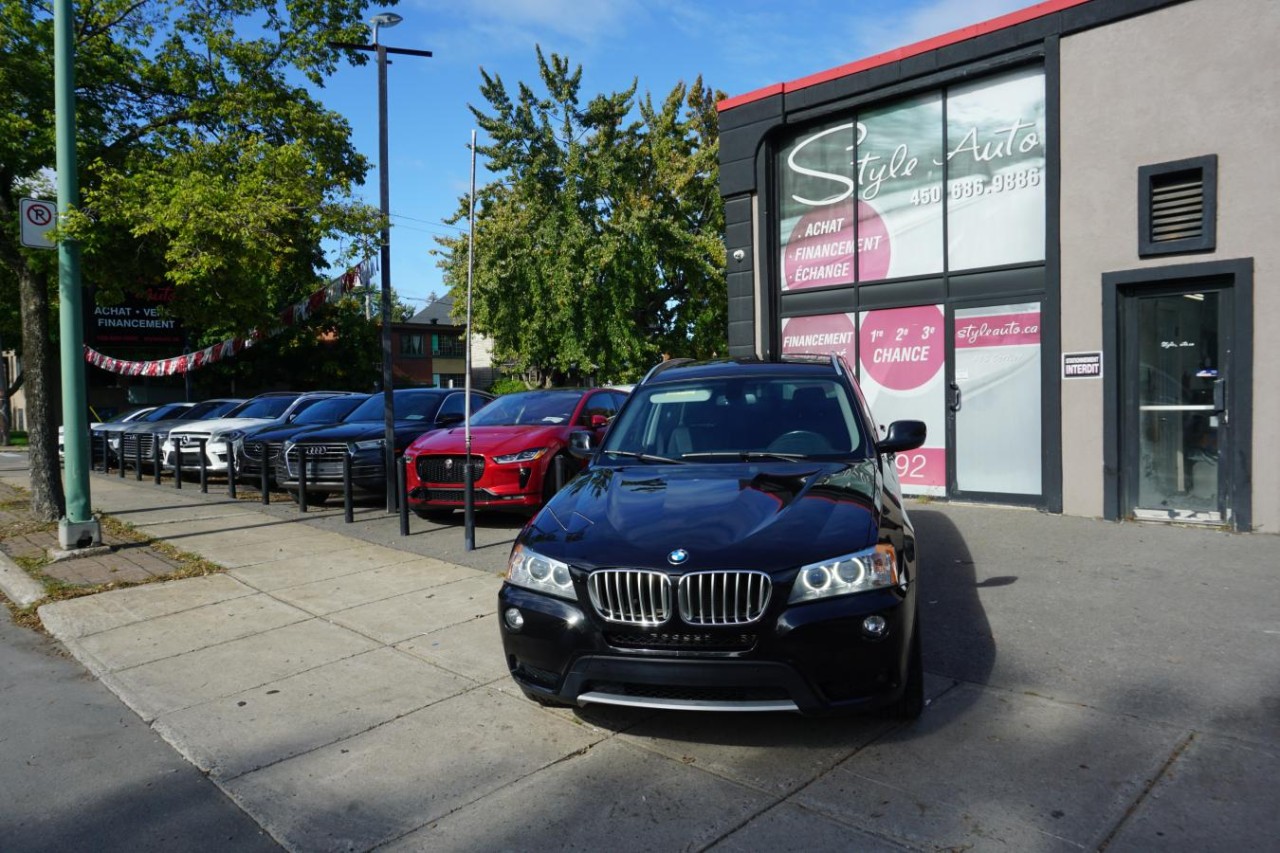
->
[494, 447, 548, 465]
[506, 543, 574, 600]
[788, 544, 898, 603]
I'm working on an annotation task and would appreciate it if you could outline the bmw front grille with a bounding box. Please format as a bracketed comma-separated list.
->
[586, 569, 773, 627]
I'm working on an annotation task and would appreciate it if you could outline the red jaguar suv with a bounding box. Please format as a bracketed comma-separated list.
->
[403, 387, 627, 519]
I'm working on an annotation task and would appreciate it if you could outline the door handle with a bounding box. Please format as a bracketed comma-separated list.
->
[949, 382, 962, 413]
[1212, 378, 1226, 413]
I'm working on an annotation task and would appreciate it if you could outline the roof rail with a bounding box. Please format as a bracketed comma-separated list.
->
[639, 357, 695, 385]
[779, 352, 844, 375]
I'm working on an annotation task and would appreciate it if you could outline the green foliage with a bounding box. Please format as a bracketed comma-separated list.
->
[488, 377, 533, 396]
[1, 0, 388, 338]
[435, 49, 727, 386]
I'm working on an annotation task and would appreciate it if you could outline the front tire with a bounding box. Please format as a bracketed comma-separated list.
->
[887, 615, 924, 721]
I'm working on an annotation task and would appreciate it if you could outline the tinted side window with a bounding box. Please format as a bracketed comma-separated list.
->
[579, 392, 620, 425]
[437, 393, 468, 420]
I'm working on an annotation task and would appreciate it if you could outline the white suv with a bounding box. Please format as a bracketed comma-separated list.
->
[163, 392, 316, 473]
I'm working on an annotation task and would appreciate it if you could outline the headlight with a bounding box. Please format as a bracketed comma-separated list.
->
[350, 439, 384, 453]
[217, 429, 245, 443]
[494, 447, 548, 464]
[788, 544, 898, 603]
[506, 543, 574, 600]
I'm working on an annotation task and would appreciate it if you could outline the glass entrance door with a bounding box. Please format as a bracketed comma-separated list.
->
[1124, 287, 1229, 522]
[949, 301, 1043, 498]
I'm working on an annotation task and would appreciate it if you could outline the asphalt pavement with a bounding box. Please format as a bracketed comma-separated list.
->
[1, 449, 1277, 852]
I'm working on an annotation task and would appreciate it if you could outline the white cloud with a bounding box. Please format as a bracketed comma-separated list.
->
[852, 0, 1032, 57]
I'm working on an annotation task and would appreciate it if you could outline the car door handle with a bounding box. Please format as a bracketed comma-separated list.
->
[948, 382, 962, 413]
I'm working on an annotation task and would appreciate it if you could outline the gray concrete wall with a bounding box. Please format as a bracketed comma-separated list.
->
[1059, 0, 1280, 531]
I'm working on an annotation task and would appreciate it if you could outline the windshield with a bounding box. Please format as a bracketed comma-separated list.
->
[228, 395, 298, 419]
[142, 403, 192, 421]
[179, 399, 241, 420]
[294, 395, 368, 425]
[601, 376, 867, 461]
[346, 391, 443, 423]
[469, 390, 582, 427]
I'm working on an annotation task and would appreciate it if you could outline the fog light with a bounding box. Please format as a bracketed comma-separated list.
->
[504, 607, 524, 631]
[861, 615, 888, 640]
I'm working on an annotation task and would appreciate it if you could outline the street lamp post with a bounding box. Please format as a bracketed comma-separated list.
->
[330, 14, 431, 513]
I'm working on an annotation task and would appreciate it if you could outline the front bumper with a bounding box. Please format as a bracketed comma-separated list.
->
[498, 580, 915, 715]
[407, 458, 544, 510]
[163, 438, 229, 472]
[274, 448, 389, 496]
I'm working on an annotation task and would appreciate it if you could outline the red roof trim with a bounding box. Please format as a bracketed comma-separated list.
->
[717, 0, 1092, 112]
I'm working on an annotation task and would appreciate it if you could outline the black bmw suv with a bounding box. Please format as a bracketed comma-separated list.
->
[498, 355, 928, 717]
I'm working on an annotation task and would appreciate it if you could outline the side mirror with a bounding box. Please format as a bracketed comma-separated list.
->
[879, 420, 927, 455]
[589, 414, 609, 429]
[567, 429, 598, 460]
[436, 412, 465, 428]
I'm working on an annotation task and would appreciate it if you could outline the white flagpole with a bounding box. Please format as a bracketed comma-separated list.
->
[464, 129, 477, 551]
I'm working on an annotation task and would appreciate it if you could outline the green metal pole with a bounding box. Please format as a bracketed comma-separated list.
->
[55, 0, 99, 547]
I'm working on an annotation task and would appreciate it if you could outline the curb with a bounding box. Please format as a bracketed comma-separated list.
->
[0, 549, 47, 607]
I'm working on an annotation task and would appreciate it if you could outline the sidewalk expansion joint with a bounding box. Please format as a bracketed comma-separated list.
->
[1095, 729, 1196, 852]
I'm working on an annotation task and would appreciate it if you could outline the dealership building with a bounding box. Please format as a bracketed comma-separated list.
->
[717, 0, 1276, 532]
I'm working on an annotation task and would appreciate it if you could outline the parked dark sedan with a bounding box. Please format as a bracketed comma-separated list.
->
[277, 388, 492, 502]
[235, 393, 371, 486]
[498, 355, 928, 717]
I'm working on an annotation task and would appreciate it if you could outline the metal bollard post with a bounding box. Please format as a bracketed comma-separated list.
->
[343, 452, 353, 523]
[398, 455, 409, 537]
[259, 447, 269, 505]
[117, 436, 124, 478]
[153, 438, 163, 485]
[297, 452, 308, 513]
[134, 435, 143, 481]
[226, 441, 237, 499]
[173, 436, 183, 488]
[197, 439, 209, 493]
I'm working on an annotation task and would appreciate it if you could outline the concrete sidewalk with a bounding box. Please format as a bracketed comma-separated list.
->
[2, 458, 1277, 852]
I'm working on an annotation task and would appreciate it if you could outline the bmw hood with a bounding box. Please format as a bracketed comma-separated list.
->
[525, 460, 882, 572]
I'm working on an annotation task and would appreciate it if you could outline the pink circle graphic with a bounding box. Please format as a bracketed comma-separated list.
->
[858, 305, 944, 391]
[783, 200, 891, 289]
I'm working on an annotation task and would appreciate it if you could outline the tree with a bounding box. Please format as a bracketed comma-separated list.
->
[0, 0, 386, 519]
[435, 49, 726, 386]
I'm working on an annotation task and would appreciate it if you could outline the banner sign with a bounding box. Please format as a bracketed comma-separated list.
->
[90, 285, 183, 347]
[778, 66, 1044, 289]
[84, 270, 358, 376]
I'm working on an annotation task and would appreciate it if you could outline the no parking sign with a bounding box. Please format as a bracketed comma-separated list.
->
[19, 198, 57, 249]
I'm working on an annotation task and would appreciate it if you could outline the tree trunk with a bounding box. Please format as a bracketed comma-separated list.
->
[18, 264, 65, 521]
[0, 340, 10, 447]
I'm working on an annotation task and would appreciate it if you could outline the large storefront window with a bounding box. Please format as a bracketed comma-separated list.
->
[775, 65, 1046, 504]
[945, 66, 1046, 271]
[778, 66, 1045, 287]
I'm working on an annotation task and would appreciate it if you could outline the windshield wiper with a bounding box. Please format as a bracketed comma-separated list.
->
[682, 451, 810, 462]
[602, 450, 688, 465]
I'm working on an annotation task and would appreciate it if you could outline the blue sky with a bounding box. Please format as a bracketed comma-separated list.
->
[312, 0, 1031, 310]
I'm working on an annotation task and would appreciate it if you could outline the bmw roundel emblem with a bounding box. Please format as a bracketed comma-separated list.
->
[667, 548, 689, 566]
